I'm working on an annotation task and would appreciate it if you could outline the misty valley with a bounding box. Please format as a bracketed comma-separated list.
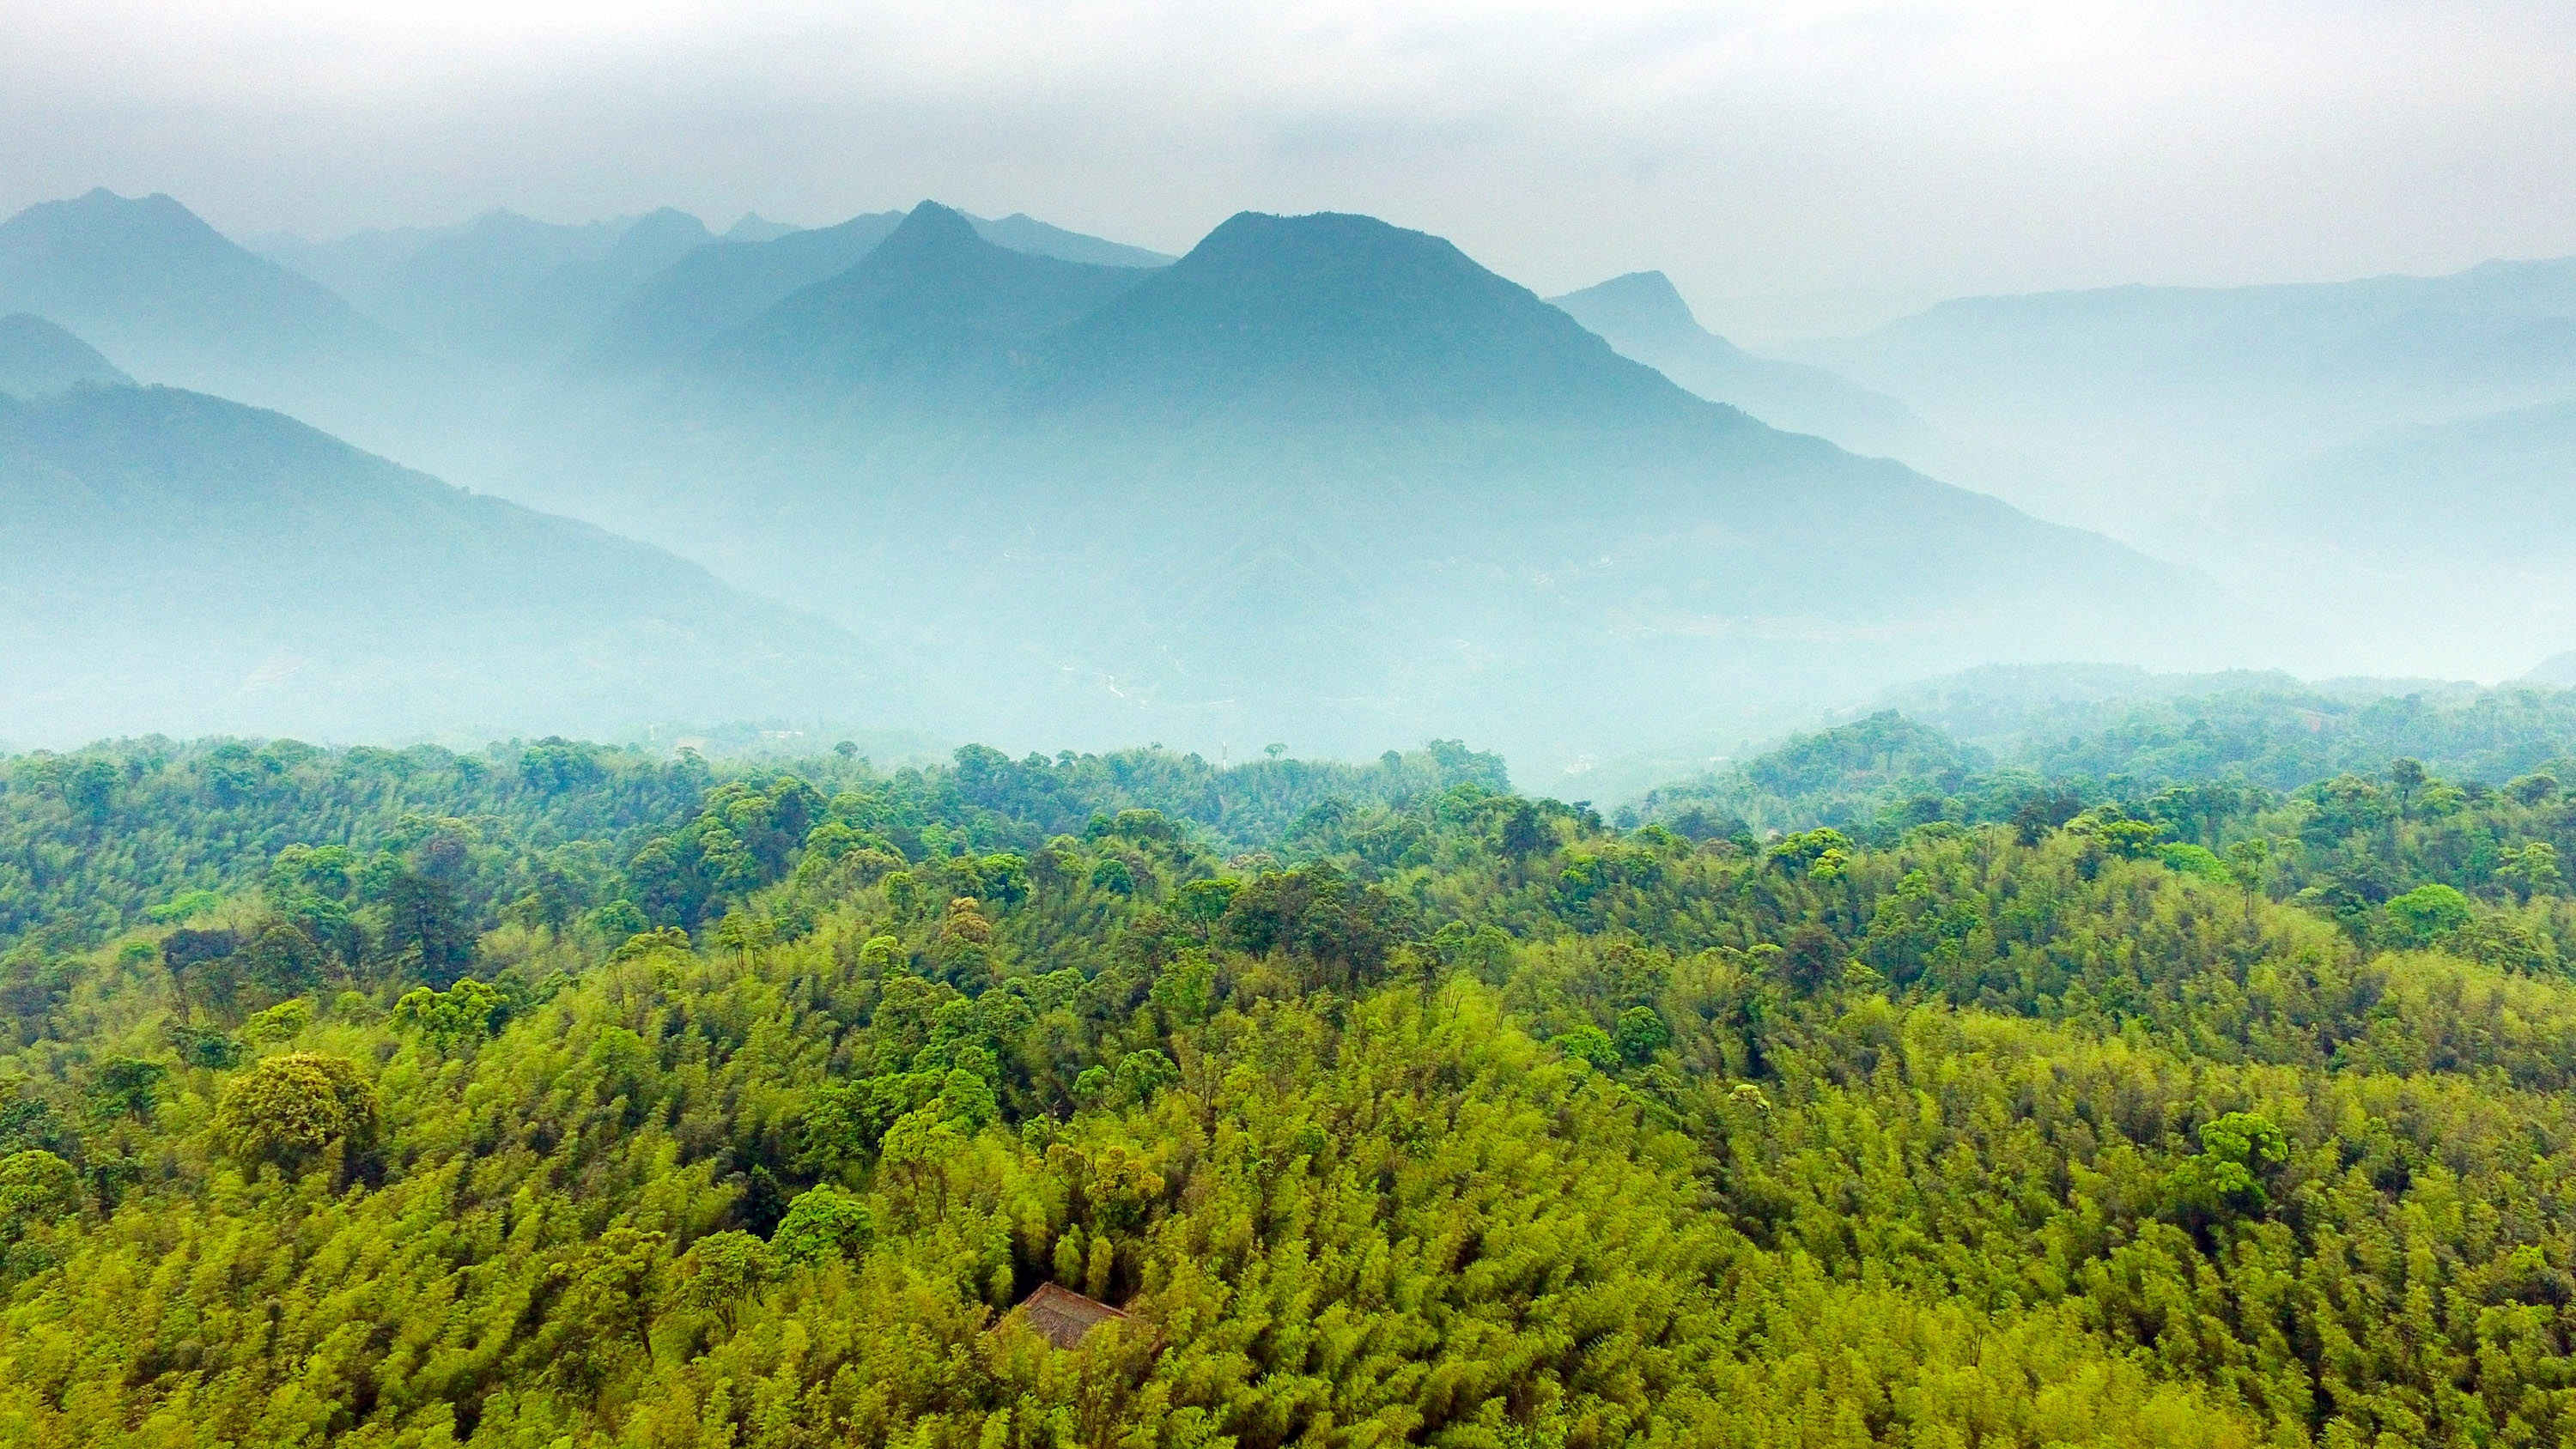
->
[5, 179, 2576, 1449]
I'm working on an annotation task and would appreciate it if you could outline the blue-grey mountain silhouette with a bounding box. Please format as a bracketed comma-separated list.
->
[0, 190, 403, 398]
[503, 205, 2208, 766]
[0, 315, 131, 399]
[577, 205, 1170, 376]
[1550, 270, 1934, 458]
[694, 202, 1151, 403]
[0, 379, 890, 743]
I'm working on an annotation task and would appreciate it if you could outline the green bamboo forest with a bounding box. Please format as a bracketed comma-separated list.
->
[0, 694, 2569, 1448]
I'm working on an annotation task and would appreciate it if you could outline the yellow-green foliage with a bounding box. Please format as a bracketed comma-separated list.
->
[2, 746, 2575, 1446]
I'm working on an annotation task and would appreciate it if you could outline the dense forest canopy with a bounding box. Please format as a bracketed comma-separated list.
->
[1, 705, 2574, 1446]
[1634, 682, 2576, 840]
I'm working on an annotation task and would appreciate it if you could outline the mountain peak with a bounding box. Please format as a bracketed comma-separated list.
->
[1552, 270, 1728, 355]
[839, 201, 1022, 285]
[696, 200, 1148, 397]
[1188, 209, 1452, 274]
[604, 209, 713, 271]
[0, 188, 397, 383]
[1034, 209, 1696, 422]
[724, 212, 801, 244]
[10, 189, 224, 250]
[884, 201, 981, 251]
[0, 314, 132, 398]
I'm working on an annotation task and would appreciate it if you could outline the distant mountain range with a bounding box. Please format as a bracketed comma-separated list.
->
[0, 190, 407, 408]
[0, 354, 892, 744]
[575, 211, 904, 374]
[253, 203, 1171, 370]
[11, 178, 2573, 759]
[1794, 258, 2576, 532]
[494, 202, 2212, 766]
[722, 214, 800, 244]
[1548, 271, 1935, 459]
[2263, 395, 2576, 566]
[1781, 255, 2576, 680]
[692, 203, 1151, 403]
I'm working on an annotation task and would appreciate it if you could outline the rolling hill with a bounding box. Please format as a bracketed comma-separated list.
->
[0, 380, 896, 745]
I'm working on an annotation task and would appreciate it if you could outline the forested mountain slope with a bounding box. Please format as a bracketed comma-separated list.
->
[0, 384, 890, 743]
[0, 737, 1505, 959]
[1630, 678, 2576, 850]
[5, 729, 2576, 1445]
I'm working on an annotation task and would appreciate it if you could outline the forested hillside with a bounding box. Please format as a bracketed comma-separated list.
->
[1635, 681, 2576, 839]
[5, 725, 2576, 1446]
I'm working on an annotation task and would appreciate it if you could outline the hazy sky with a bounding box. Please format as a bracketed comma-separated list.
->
[7, 0, 2573, 337]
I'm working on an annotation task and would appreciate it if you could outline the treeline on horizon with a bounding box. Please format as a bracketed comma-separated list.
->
[1635, 679, 2576, 834]
[3, 685, 2576, 1444]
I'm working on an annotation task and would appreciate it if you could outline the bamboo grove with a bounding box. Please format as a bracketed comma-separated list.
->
[0, 721, 2573, 1446]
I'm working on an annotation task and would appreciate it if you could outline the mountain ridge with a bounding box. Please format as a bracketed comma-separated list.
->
[0, 189, 404, 393]
[0, 314, 131, 398]
[1030, 210, 1704, 424]
[1549, 270, 1937, 458]
[0, 379, 896, 743]
[695, 202, 1151, 403]
[499, 205, 2215, 767]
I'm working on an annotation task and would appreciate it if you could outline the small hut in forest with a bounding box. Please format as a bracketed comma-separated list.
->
[1012, 1282, 1127, 1349]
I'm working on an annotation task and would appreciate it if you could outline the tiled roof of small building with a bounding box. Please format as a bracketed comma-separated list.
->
[1016, 1282, 1127, 1349]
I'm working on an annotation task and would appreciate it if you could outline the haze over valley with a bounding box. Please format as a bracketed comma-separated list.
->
[12, 173, 2571, 780]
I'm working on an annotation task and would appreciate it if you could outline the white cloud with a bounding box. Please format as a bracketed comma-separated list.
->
[5, 0, 2572, 335]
